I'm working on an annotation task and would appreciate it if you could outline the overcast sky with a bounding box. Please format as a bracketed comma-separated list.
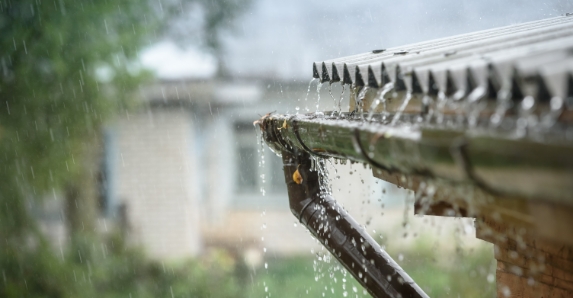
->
[141, 0, 573, 80]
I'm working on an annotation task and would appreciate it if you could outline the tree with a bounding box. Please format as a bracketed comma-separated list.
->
[0, 0, 249, 296]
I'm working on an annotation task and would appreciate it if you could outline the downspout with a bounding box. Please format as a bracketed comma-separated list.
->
[281, 149, 428, 298]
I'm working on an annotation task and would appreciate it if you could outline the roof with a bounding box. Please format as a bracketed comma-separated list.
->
[313, 15, 573, 99]
[139, 79, 262, 105]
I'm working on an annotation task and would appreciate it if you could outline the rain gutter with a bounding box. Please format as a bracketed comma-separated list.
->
[257, 112, 573, 208]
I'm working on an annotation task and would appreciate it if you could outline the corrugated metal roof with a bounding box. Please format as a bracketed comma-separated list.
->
[313, 15, 573, 99]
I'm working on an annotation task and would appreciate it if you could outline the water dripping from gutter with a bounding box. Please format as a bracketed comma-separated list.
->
[367, 83, 393, 122]
[304, 78, 318, 112]
[390, 92, 413, 126]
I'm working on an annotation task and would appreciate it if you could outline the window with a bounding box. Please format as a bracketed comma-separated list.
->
[237, 144, 258, 191]
[235, 122, 286, 195]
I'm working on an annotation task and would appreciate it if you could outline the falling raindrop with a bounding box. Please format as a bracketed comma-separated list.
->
[354, 86, 370, 119]
[304, 78, 317, 112]
[338, 84, 346, 116]
[316, 82, 323, 113]
[390, 92, 413, 126]
[328, 82, 339, 116]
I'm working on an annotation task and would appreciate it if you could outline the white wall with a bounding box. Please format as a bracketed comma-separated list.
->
[113, 108, 202, 259]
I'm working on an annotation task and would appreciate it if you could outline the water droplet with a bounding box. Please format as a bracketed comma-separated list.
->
[501, 286, 511, 297]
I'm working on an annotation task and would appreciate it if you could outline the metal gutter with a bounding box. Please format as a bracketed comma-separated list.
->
[258, 112, 573, 206]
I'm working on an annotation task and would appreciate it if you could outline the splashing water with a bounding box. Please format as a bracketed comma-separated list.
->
[339, 84, 346, 117]
[366, 83, 394, 121]
[465, 86, 486, 128]
[257, 132, 266, 196]
[329, 82, 338, 116]
[434, 92, 451, 125]
[354, 86, 370, 120]
[489, 88, 512, 128]
[366, 99, 382, 122]
[305, 78, 318, 112]
[309, 155, 333, 196]
[390, 92, 412, 126]
[316, 82, 324, 113]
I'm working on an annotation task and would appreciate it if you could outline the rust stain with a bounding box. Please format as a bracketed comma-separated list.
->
[293, 169, 303, 184]
[278, 119, 288, 130]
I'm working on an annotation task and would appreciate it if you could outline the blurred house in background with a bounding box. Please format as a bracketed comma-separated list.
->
[100, 78, 324, 261]
[35, 77, 411, 263]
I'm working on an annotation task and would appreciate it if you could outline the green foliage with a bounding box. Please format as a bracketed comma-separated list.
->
[0, 1, 150, 241]
[248, 255, 367, 297]
[392, 237, 496, 297]
[86, 241, 243, 298]
[249, 239, 496, 298]
[0, 0, 249, 297]
[0, 0, 250, 229]
[1, 231, 244, 297]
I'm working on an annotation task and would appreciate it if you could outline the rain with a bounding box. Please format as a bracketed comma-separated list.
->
[2, 0, 573, 297]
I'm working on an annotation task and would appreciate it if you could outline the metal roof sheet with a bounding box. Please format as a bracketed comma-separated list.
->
[313, 15, 573, 99]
